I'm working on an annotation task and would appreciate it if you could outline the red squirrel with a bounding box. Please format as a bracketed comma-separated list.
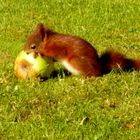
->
[24, 23, 140, 77]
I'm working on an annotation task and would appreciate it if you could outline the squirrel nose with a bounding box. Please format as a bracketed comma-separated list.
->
[25, 51, 30, 55]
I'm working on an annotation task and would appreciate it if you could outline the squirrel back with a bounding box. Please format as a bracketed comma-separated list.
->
[24, 23, 140, 77]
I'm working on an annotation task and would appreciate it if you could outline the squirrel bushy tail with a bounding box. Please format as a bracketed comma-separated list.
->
[100, 50, 140, 75]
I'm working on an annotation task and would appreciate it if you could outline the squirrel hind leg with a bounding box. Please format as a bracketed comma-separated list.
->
[62, 56, 102, 77]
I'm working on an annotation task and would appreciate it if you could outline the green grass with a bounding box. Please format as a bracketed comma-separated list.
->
[0, 0, 140, 139]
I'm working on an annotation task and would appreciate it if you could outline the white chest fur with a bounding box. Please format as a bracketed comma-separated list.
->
[61, 60, 80, 75]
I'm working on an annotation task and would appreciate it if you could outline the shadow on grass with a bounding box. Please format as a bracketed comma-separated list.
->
[40, 68, 72, 82]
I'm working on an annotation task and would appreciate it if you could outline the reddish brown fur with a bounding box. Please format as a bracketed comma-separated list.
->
[100, 50, 140, 74]
[24, 23, 140, 77]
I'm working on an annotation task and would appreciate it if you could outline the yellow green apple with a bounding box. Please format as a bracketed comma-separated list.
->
[14, 51, 54, 79]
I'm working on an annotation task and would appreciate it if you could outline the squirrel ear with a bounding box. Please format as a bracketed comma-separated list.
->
[35, 23, 46, 39]
[36, 23, 44, 30]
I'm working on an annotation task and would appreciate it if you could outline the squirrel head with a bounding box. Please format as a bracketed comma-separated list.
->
[24, 23, 48, 54]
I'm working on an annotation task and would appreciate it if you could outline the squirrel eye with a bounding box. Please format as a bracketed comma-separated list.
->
[31, 44, 36, 49]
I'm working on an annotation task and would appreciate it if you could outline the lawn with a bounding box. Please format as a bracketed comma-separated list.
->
[0, 0, 140, 139]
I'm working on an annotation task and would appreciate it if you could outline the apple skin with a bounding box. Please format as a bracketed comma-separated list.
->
[14, 51, 54, 79]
